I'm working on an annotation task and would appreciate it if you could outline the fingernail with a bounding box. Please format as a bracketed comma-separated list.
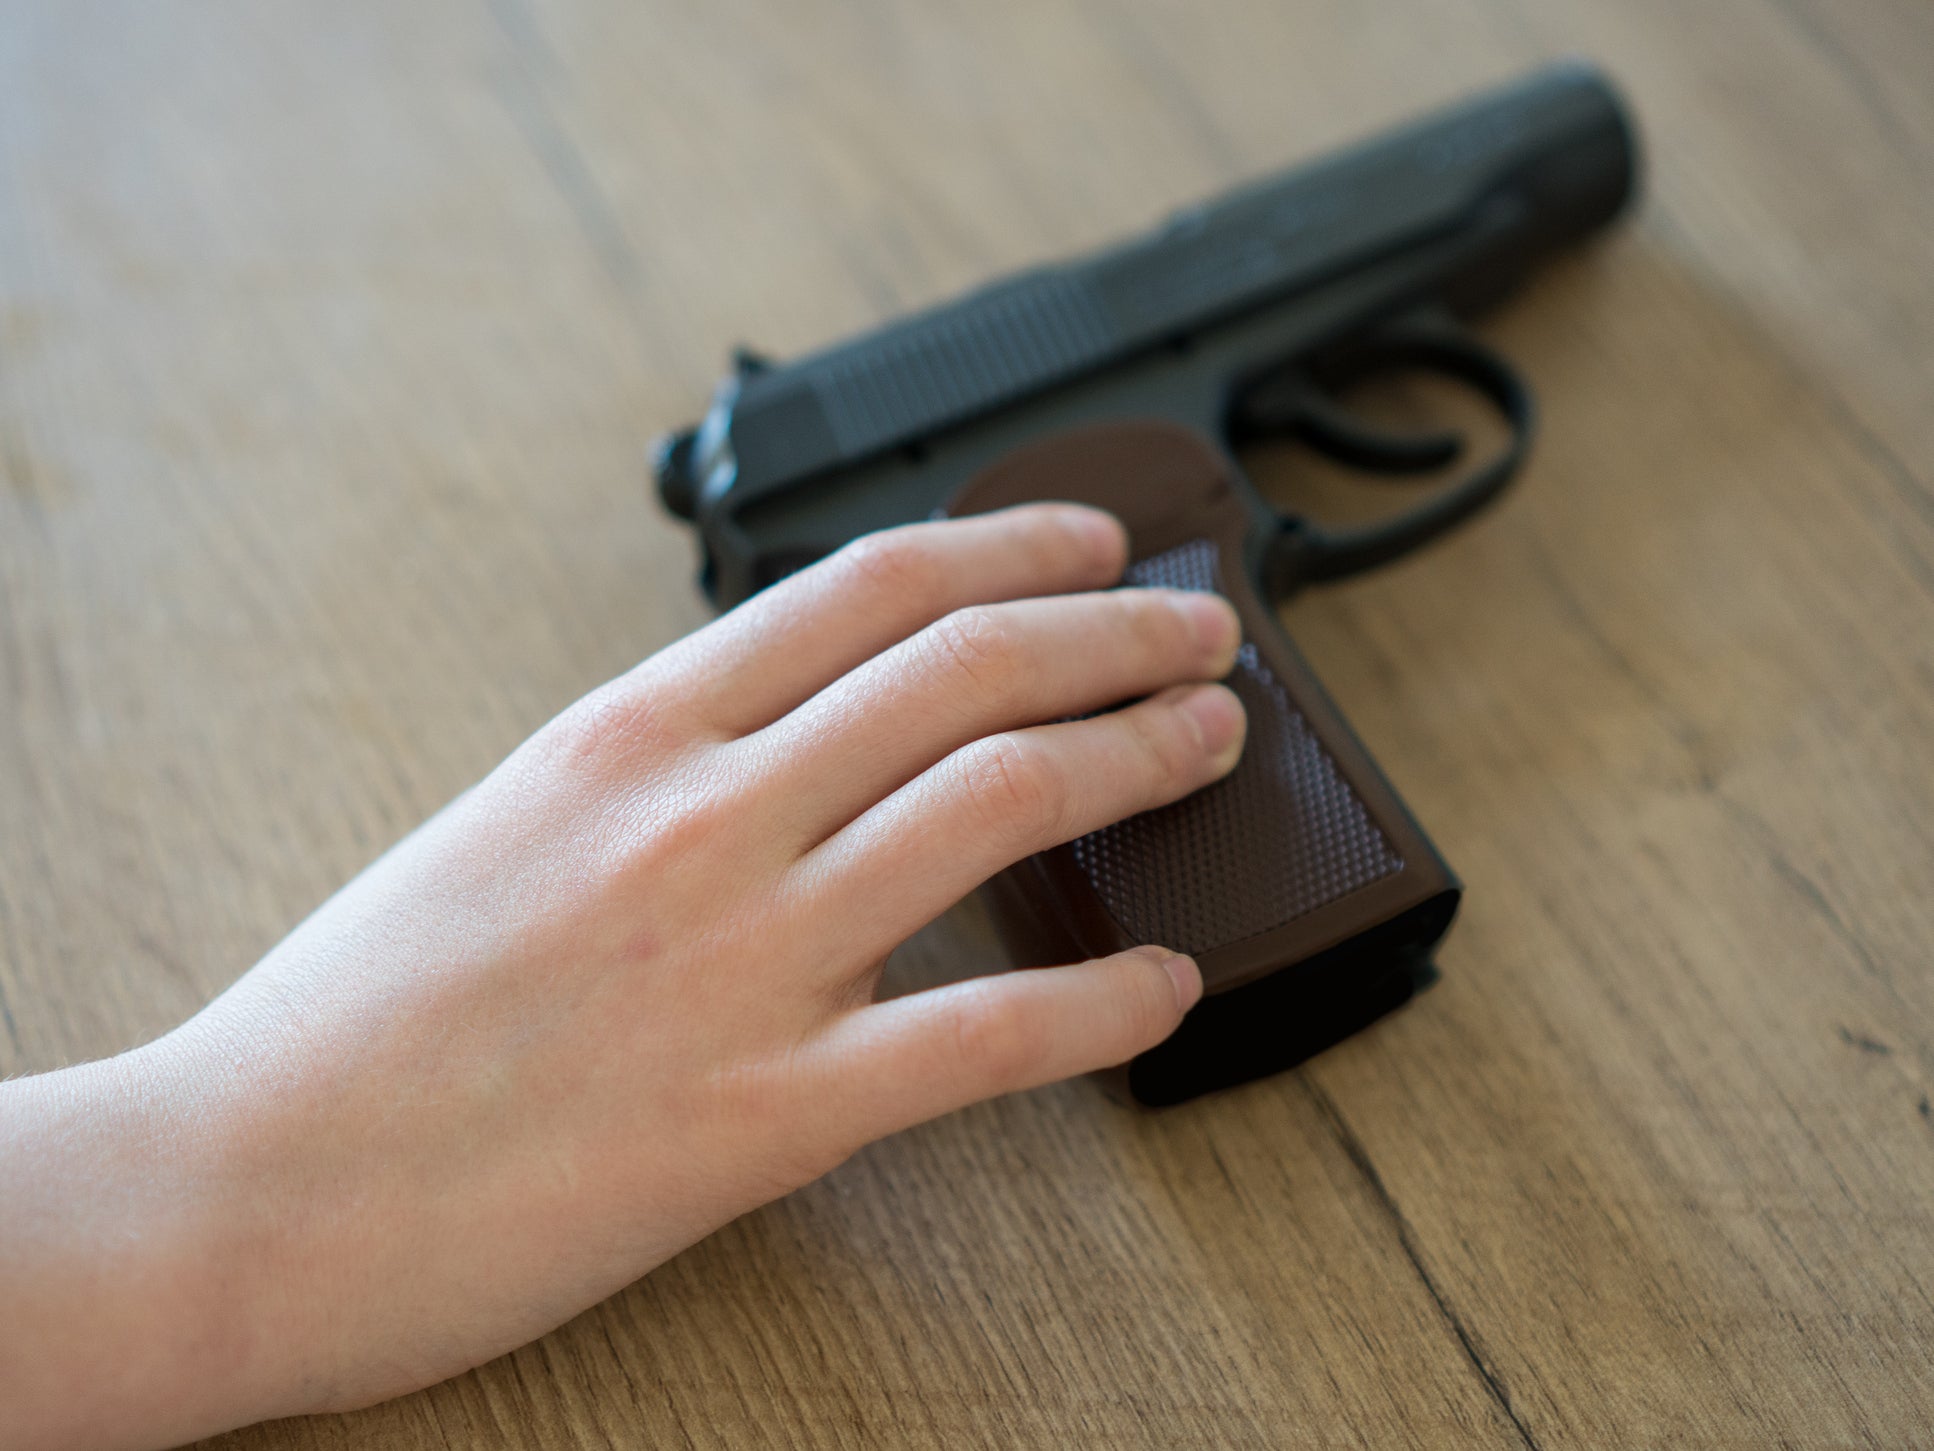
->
[1180, 683, 1245, 765]
[1172, 592, 1241, 658]
[1161, 951, 1203, 1013]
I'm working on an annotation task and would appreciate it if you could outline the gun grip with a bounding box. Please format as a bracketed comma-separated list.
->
[947, 421, 1459, 1106]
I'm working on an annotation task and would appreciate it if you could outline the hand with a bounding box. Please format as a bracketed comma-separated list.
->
[0, 504, 1245, 1449]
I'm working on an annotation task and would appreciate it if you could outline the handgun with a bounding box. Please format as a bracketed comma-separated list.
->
[653, 61, 1638, 1105]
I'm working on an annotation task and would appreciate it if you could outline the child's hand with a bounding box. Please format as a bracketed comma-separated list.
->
[0, 504, 1245, 1449]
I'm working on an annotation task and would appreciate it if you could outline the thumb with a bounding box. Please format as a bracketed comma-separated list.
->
[811, 946, 1202, 1142]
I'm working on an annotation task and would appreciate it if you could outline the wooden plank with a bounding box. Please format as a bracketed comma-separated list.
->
[2, 1, 1929, 1446]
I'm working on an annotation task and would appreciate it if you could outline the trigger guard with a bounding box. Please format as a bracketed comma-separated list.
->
[1233, 315, 1530, 482]
[1257, 317, 1538, 589]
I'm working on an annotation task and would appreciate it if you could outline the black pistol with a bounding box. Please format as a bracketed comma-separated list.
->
[654, 61, 1639, 1105]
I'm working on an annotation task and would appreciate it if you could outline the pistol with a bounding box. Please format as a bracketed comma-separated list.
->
[653, 62, 1638, 1105]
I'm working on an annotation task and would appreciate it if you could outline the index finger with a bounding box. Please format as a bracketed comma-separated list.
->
[640, 505, 1129, 737]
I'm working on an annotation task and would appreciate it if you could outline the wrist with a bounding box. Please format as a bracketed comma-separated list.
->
[0, 1030, 297, 1449]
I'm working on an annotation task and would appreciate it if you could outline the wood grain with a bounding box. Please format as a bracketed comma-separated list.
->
[3, 1, 1930, 1445]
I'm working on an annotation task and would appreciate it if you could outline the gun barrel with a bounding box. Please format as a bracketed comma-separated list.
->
[680, 61, 1635, 516]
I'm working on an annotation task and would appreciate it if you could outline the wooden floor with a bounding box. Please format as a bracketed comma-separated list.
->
[4, 1, 1932, 1445]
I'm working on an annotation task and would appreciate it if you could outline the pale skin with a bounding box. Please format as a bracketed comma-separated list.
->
[0, 503, 1247, 1450]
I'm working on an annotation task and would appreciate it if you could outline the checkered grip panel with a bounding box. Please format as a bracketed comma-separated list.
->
[1070, 539, 1404, 953]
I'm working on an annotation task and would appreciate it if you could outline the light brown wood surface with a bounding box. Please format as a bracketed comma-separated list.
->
[4, 1, 1932, 1446]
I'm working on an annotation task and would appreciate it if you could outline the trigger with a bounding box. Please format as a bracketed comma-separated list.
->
[1288, 391, 1464, 474]
[1233, 379, 1464, 475]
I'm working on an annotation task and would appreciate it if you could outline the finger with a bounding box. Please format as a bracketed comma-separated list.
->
[804, 947, 1203, 1140]
[755, 586, 1241, 846]
[797, 681, 1245, 963]
[643, 505, 1129, 737]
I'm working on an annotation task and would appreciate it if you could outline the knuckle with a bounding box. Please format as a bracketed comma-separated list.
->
[837, 529, 943, 613]
[920, 606, 1023, 702]
[1126, 698, 1203, 785]
[1125, 952, 1186, 1039]
[957, 733, 1070, 846]
[1011, 503, 1125, 582]
[948, 986, 1049, 1089]
[1126, 589, 1198, 659]
[533, 682, 671, 772]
